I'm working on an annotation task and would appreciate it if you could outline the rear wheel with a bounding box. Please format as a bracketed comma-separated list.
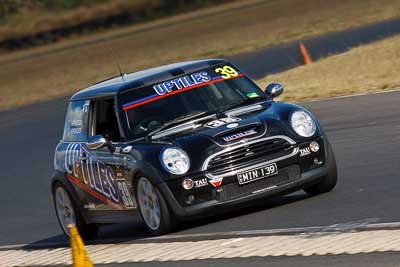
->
[53, 183, 98, 240]
[304, 141, 338, 196]
[136, 177, 174, 235]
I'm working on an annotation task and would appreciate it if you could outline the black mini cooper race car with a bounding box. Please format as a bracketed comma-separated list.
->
[52, 59, 337, 239]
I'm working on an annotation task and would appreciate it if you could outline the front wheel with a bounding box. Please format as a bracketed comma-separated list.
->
[304, 141, 338, 196]
[136, 177, 174, 235]
[53, 183, 98, 240]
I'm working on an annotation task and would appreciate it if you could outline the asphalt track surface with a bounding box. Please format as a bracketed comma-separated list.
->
[1, 18, 400, 266]
[230, 17, 400, 79]
[1, 82, 400, 249]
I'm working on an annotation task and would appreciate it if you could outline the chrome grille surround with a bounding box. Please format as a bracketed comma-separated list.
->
[202, 135, 298, 179]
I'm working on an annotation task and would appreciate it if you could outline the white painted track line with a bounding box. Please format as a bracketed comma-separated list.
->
[2, 220, 400, 251]
[307, 88, 400, 103]
[2, 222, 400, 266]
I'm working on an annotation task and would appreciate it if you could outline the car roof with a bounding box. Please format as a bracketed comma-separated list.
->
[70, 58, 227, 101]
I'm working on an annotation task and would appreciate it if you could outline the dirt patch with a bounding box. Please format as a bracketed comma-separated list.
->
[1, 0, 400, 111]
[257, 35, 400, 102]
[0, 0, 231, 51]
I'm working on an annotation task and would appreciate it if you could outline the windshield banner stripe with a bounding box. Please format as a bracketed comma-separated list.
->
[122, 73, 244, 110]
[123, 93, 159, 106]
[212, 75, 224, 80]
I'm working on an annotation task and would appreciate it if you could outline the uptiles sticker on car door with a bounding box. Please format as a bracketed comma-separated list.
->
[122, 64, 244, 110]
[64, 143, 136, 210]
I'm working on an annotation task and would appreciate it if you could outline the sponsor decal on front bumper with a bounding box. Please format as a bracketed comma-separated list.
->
[209, 177, 223, 187]
[300, 147, 311, 157]
[194, 178, 208, 188]
[192, 177, 223, 188]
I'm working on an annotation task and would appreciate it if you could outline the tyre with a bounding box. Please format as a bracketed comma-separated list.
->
[304, 141, 338, 196]
[53, 182, 98, 240]
[135, 176, 174, 235]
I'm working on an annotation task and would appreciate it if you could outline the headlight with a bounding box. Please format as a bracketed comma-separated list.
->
[161, 148, 190, 175]
[290, 111, 316, 137]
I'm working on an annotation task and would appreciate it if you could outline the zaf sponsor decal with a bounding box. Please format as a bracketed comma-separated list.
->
[222, 129, 258, 142]
[64, 143, 136, 209]
[209, 177, 223, 187]
[84, 202, 96, 210]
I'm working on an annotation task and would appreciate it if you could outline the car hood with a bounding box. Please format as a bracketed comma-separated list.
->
[150, 101, 308, 172]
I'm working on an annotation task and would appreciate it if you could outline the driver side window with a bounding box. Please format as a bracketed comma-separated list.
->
[91, 98, 123, 142]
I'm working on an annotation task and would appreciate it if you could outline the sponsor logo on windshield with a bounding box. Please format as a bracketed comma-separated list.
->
[122, 64, 243, 110]
[153, 71, 211, 95]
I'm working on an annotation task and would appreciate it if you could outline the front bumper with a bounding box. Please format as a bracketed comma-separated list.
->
[158, 135, 331, 218]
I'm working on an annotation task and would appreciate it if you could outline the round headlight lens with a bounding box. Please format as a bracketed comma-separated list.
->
[290, 111, 316, 137]
[161, 148, 190, 175]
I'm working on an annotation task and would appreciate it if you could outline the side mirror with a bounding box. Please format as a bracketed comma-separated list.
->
[87, 135, 107, 150]
[265, 82, 284, 98]
[87, 135, 116, 153]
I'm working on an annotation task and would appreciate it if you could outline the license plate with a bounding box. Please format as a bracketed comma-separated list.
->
[237, 163, 278, 185]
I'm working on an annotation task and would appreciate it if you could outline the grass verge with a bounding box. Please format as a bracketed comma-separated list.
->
[0, 0, 400, 111]
[257, 34, 400, 102]
[0, 0, 230, 49]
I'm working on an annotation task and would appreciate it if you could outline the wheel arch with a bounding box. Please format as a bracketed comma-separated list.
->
[129, 165, 178, 218]
[51, 171, 90, 223]
[129, 160, 166, 187]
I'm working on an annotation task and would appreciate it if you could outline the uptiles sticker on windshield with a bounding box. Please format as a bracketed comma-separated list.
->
[122, 64, 244, 110]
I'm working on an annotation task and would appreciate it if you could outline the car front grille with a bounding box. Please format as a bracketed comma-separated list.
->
[216, 165, 300, 202]
[205, 137, 295, 176]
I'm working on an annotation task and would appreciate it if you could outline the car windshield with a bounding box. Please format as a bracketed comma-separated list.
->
[120, 63, 266, 140]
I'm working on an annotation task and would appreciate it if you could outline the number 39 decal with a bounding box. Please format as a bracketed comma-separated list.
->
[116, 179, 136, 208]
[215, 65, 239, 79]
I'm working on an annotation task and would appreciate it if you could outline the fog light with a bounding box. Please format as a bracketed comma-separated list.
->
[182, 178, 194, 190]
[185, 194, 195, 204]
[314, 158, 323, 165]
[309, 141, 320, 152]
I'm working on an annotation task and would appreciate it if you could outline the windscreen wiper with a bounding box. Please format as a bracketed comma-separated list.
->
[217, 96, 266, 116]
[146, 111, 210, 140]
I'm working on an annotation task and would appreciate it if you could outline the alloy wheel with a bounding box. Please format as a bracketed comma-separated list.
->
[137, 177, 161, 230]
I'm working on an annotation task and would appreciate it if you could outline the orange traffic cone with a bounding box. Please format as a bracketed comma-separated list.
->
[299, 42, 312, 64]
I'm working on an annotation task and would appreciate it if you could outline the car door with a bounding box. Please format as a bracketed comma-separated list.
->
[82, 98, 137, 211]
[61, 99, 116, 211]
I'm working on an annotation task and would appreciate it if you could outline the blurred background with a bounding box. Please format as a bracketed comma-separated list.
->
[1, 0, 400, 111]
